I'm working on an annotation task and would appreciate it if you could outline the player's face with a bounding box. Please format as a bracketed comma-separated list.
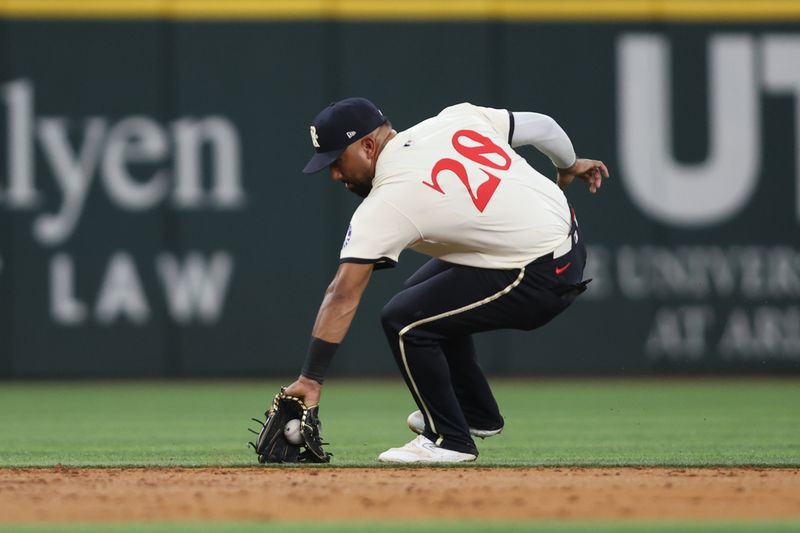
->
[329, 143, 374, 198]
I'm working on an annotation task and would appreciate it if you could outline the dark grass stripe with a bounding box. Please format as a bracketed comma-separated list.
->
[0, 379, 798, 467]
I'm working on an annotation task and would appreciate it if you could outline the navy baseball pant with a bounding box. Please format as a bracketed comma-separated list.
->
[380, 222, 587, 455]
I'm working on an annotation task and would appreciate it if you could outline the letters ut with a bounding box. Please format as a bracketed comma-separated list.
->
[618, 34, 800, 227]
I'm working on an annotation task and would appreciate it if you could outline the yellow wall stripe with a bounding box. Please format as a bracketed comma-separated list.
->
[2, 0, 800, 21]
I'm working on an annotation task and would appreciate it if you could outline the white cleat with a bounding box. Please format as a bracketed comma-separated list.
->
[378, 435, 477, 464]
[406, 410, 503, 439]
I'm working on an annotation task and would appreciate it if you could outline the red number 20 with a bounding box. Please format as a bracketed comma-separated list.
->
[422, 130, 511, 213]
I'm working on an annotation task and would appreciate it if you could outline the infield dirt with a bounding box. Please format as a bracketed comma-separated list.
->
[1, 467, 799, 522]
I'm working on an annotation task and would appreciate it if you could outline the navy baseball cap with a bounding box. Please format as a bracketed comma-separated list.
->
[302, 97, 388, 174]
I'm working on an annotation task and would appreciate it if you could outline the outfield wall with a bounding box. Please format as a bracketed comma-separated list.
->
[0, 3, 799, 376]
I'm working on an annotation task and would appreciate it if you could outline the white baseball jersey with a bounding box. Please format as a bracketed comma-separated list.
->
[340, 103, 572, 270]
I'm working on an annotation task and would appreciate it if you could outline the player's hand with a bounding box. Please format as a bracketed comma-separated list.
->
[283, 375, 322, 407]
[556, 158, 609, 193]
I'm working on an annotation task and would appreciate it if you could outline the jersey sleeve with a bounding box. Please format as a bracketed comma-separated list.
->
[339, 198, 420, 270]
[439, 103, 514, 145]
[473, 105, 514, 144]
[510, 112, 576, 169]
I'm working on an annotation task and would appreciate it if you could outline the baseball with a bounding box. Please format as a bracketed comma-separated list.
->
[283, 418, 303, 445]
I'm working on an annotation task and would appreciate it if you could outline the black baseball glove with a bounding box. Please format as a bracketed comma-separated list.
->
[248, 388, 331, 464]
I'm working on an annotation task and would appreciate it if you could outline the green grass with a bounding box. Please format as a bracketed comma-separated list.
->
[2, 522, 800, 533]
[0, 379, 798, 467]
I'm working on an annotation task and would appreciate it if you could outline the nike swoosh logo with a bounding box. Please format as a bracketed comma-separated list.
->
[555, 262, 572, 275]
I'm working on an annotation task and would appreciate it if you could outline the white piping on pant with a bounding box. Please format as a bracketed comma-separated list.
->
[397, 267, 526, 446]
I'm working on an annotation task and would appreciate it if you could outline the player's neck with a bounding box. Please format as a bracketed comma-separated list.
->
[376, 128, 397, 158]
[370, 128, 397, 177]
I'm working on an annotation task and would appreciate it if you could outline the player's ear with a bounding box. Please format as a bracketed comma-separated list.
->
[361, 136, 377, 159]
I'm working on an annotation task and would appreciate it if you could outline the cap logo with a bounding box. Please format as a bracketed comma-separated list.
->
[346, 130, 356, 139]
[310, 126, 320, 148]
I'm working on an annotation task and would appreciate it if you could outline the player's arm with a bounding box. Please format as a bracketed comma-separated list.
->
[282, 262, 374, 406]
[510, 111, 609, 193]
[311, 261, 374, 342]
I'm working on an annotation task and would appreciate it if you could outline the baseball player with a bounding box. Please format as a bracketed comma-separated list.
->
[284, 97, 607, 463]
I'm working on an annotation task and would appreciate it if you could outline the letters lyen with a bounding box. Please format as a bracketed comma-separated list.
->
[0, 79, 245, 246]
